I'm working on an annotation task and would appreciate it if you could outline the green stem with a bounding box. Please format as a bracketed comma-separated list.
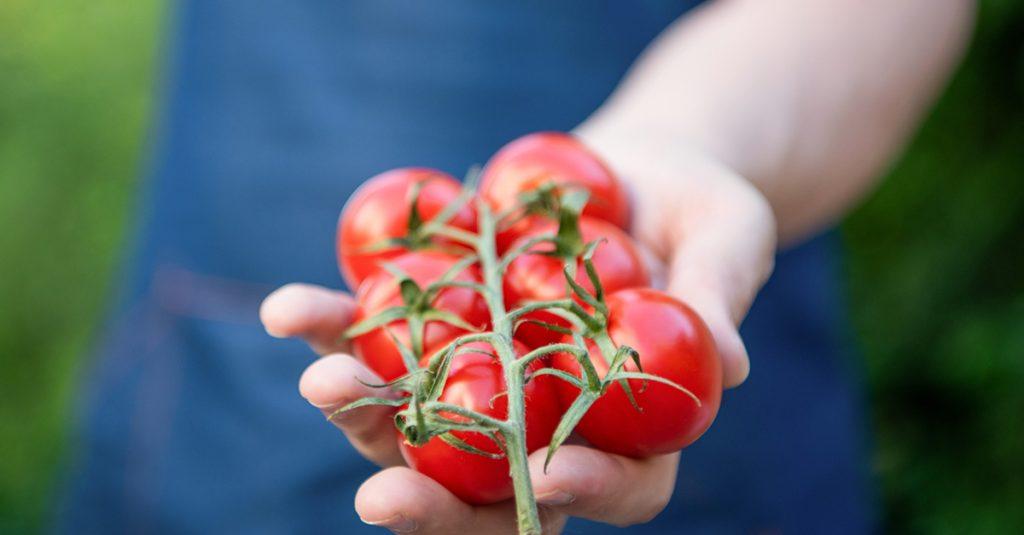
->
[593, 329, 619, 369]
[506, 299, 573, 321]
[423, 401, 511, 430]
[407, 314, 426, 369]
[517, 343, 586, 370]
[476, 201, 543, 535]
[422, 223, 480, 247]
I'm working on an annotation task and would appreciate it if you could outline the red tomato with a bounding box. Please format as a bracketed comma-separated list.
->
[551, 288, 722, 457]
[504, 216, 649, 348]
[351, 252, 489, 382]
[337, 168, 476, 289]
[399, 340, 561, 505]
[479, 132, 630, 251]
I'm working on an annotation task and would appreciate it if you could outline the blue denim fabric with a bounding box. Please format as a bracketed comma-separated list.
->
[57, 1, 874, 533]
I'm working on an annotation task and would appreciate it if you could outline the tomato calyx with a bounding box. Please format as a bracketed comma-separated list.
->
[343, 254, 484, 369]
[503, 180, 561, 218]
[331, 331, 512, 450]
[509, 251, 703, 471]
[359, 171, 479, 256]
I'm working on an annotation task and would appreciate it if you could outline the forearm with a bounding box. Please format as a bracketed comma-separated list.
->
[579, 0, 975, 243]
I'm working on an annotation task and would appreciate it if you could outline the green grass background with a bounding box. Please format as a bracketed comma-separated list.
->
[0, 0, 1021, 532]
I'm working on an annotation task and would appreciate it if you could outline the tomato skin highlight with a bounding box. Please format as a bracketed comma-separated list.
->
[551, 288, 722, 458]
[351, 252, 489, 382]
[337, 168, 476, 289]
[479, 132, 630, 251]
[503, 216, 650, 348]
[398, 340, 561, 505]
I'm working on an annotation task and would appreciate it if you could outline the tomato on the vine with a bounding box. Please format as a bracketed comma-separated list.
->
[399, 340, 560, 505]
[504, 216, 650, 348]
[479, 132, 630, 250]
[337, 168, 476, 289]
[351, 251, 488, 382]
[551, 288, 722, 458]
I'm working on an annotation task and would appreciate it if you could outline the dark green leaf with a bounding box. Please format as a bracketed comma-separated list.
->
[543, 306, 591, 332]
[355, 370, 420, 391]
[562, 265, 602, 310]
[513, 318, 575, 337]
[425, 401, 507, 429]
[611, 372, 702, 407]
[399, 278, 423, 308]
[499, 233, 557, 269]
[425, 279, 488, 297]
[327, 396, 408, 422]
[384, 327, 420, 374]
[554, 189, 589, 254]
[545, 391, 599, 472]
[421, 309, 482, 333]
[355, 236, 409, 254]
[406, 177, 427, 232]
[422, 170, 477, 230]
[529, 367, 584, 389]
[518, 343, 584, 368]
[425, 342, 458, 401]
[437, 432, 505, 460]
[343, 306, 408, 338]
[581, 239, 608, 306]
[377, 261, 413, 283]
[618, 377, 642, 413]
[437, 253, 480, 283]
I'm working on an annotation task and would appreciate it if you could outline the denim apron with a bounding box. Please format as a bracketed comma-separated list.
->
[58, 2, 875, 533]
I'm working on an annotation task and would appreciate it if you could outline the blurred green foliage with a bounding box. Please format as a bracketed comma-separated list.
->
[0, 0, 1021, 533]
[843, 0, 1024, 533]
[0, 0, 162, 531]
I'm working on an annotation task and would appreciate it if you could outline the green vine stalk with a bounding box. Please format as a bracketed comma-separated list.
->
[332, 182, 696, 535]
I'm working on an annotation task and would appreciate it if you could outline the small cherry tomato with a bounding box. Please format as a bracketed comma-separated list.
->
[337, 168, 476, 289]
[504, 216, 649, 348]
[551, 288, 722, 457]
[351, 252, 488, 381]
[399, 340, 561, 505]
[479, 132, 630, 250]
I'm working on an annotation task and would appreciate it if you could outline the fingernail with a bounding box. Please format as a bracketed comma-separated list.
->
[361, 514, 418, 533]
[536, 490, 575, 506]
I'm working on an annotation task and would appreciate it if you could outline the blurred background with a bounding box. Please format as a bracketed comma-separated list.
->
[1, 0, 1021, 533]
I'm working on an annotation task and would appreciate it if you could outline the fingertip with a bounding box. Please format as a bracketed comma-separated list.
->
[355, 467, 472, 531]
[298, 354, 382, 409]
[528, 446, 678, 526]
[667, 286, 749, 388]
[528, 446, 615, 505]
[700, 313, 749, 389]
[721, 332, 750, 388]
[260, 283, 315, 337]
[355, 467, 412, 520]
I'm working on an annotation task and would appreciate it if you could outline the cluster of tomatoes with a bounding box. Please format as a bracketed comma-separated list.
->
[335, 132, 722, 505]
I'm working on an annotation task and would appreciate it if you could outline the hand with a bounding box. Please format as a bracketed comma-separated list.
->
[577, 127, 778, 388]
[259, 135, 776, 533]
[261, 284, 681, 533]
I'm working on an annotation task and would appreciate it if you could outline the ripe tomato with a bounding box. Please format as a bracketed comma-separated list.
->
[504, 216, 649, 348]
[337, 168, 476, 289]
[399, 340, 561, 505]
[551, 288, 722, 458]
[351, 252, 489, 382]
[479, 132, 630, 250]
